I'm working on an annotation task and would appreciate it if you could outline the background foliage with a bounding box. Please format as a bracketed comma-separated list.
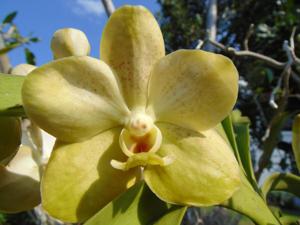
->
[158, 0, 300, 177]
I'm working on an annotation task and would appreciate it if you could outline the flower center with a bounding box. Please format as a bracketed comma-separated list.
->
[125, 113, 154, 137]
[120, 113, 161, 156]
[110, 112, 174, 171]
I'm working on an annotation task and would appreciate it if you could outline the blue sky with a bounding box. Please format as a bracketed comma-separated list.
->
[0, 0, 160, 67]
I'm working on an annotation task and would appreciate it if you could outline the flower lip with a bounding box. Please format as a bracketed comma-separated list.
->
[119, 124, 162, 157]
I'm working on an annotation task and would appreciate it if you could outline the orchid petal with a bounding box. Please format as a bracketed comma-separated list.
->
[144, 123, 240, 206]
[22, 56, 130, 142]
[101, 5, 165, 110]
[0, 146, 40, 213]
[147, 50, 238, 131]
[41, 128, 141, 222]
[51, 28, 91, 59]
[11, 64, 36, 76]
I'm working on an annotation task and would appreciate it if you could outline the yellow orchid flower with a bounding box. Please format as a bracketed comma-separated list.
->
[22, 5, 240, 223]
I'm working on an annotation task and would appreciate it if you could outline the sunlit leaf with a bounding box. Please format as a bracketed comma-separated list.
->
[0, 43, 21, 55]
[222, 172, 281, 225]
[84, 182, 186, 225]
[0, 74, 25, 117]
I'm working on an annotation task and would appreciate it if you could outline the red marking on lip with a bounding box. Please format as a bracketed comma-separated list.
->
[130, 133, 152, 153]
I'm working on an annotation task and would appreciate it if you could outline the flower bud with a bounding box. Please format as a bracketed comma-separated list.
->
[51, 28, 91, 59]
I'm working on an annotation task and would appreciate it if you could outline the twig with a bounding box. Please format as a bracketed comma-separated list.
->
[207, 39, 286, 69]
[253, 94, 268, 127]
[289, 94, 300, 100]
[195, 39, 204, 49]
[243, 24, 254, 50]
[256, 39, 294, 178]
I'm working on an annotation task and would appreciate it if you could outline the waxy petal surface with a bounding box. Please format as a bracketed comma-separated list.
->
[22, 56, 130, 142]
[51, 28, 91, 59]
[0, 146, 40, 213]
[0, 117, 21, 165]
[101, 5, 165, 110]
[11, 64, 36, 76]
[41, 128, 140, 222]
[144, 123, 240, 206]
[147, 50, 238, 131]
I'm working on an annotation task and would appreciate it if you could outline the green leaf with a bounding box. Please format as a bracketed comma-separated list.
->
[221, 116, 242, 165]
[221, 113, 280, 225]
[24, 48, 36, 65]
[279, 215, 300, 225]
[261, 173, 300, 198]
[258, 112, 292, 176]
[0, 43, 21, 55]
[222, 172, 281, 225]
[2, 11, 17, 24]
[84, 182, 186, 225]
[0, 74, 26, 117]
[292, 114, 300, 172]
[29, 37, 40, 43]
[231, 110, 258, 191]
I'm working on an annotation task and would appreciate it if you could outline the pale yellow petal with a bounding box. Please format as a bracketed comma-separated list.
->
[41, 128, 141, 222]
[0, 146, 40, 213]
[147, 50, 239, 131]
[51, 28, 91, 59]
[101, 5, 165, 110]
[22, 56, 130, 142]
[0, 117, 21, 165]
[11, 64, 36, 76]
[144, 123, 240, 206]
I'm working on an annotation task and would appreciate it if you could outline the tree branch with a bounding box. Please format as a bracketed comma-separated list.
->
[204, 0, 217, 51]
[207, 39, 286, 69]
[101, 0, 115, 17]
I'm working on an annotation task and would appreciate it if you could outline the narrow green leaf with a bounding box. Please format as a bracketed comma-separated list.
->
[221, 113, 280, 225]
[221, 116, 242, 165]
[231, 110, 258, 191]
[2, 11, 17, 24]
[292, 114, 300, 172]
[153, 206, 186, 225]
[0, 74, 25, 116]
[84, 182, 186, 225]
[279, 215, 300, 225]
[261, 173, 300, 198]
[222, 172, 281, 225]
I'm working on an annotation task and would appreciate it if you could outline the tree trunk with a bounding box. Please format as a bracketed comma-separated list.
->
[204, 0, 217, 51]
[101, 0, 115, 17]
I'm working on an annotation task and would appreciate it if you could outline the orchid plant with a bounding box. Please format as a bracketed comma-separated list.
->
[0, 4, 300, 225]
